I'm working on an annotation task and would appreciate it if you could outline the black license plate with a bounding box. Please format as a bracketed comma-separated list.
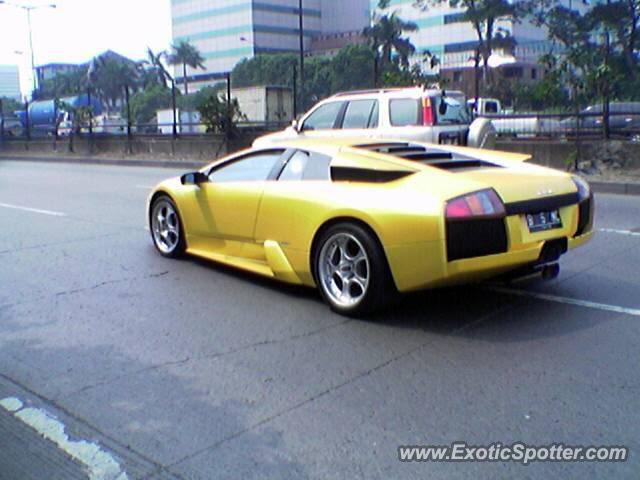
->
[526, 210, 562, 233]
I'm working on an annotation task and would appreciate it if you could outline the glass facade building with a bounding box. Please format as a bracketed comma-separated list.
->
[0, 65, 21, 101]
[171, 0, 370, 88]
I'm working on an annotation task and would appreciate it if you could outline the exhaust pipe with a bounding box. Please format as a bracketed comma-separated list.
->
[541, 263, 560, 281]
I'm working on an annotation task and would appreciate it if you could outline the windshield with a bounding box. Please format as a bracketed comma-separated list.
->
[432, 95, 471, 125]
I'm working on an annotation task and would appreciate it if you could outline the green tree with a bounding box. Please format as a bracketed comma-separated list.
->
[40, 67, 88, 99]
[1, 96, 22, 114]
[301, 56, 333, 107]
[140, 48, 173, 88]
[364, 0, 419, 68]
[128, 84, 172, 124]
[581, 0, 639, 79]
[168, 40, 206, 96]
[415, 0, 523, 91]
[55, 99, 93, 152]
[88, 55, 140, 110]
[527, 2, 636, 107]
[197, 92, 245, 137]
[232, 54, 298, 88]
[329, 45, 376, 93]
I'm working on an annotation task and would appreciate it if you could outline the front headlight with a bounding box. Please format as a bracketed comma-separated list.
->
[572, 175, 591, 201]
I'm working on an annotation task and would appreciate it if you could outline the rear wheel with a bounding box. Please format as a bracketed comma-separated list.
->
[150, 196, 185, 258]
[315, 223, 395, 317]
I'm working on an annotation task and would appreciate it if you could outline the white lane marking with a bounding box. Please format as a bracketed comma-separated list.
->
[1, 397, 128, 480]
[0, 397, 23, 412]
[489, 286, 640, 317]
[0, 202, 67, 217]
[599, 228, 640, 237]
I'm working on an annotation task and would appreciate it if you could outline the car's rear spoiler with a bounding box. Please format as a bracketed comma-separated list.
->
[435, 144, 532, 163]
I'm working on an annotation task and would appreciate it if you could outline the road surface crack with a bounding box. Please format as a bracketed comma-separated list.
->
[1, 272, 170, 310]
[54, 272, 169, 298]
[58, 319, 353, 398]
[0, 232, 128, 256]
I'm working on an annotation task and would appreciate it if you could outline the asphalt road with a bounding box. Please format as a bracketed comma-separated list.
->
[0, 159, 639, 479]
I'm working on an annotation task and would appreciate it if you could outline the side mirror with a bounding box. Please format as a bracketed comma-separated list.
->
[439, 94, 448, 115]
[180, 171, 208, 186]
[291, 119, 301, 133]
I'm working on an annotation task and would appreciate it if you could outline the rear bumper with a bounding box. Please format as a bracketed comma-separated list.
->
[446, 229, 593, 278]
[387, 204, 594, 293]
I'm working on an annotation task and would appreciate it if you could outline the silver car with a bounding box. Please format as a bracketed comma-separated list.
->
[254, 87, 496, 149]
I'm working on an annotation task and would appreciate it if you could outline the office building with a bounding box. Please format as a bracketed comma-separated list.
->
[171, 0, 370, 90]
[370, 0, 591, 93]
[0, 65, 21, 100]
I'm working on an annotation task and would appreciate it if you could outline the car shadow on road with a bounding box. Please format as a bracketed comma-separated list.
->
[181, 251, 605, 344]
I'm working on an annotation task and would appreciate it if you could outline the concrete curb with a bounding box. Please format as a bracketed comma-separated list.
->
[589, 181, 640, 196]
[2, 155, 639, 196]
[0, 155, 206, 170]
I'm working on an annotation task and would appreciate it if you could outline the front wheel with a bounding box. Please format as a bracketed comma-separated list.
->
[150, 195, 186, 258]
[315, 223, 396, 317]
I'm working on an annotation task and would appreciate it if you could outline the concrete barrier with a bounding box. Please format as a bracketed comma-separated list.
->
[0, 134, 257, 161]
[496, 139, 640, 170]
[2, 135, 639, 174]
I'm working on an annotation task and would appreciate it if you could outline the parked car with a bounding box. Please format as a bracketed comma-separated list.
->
[254, 87, 496, 149]
[147, 137, 594, 316]
[561, 102, 640, 136]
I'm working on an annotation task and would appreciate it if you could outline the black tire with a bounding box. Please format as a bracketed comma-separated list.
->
[314, 222, 396, 317]
[149, 195, 186, 258]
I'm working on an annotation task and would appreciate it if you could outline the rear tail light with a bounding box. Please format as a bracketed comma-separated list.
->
[422, 97, 434, 126]
[445, 189, 505, 219]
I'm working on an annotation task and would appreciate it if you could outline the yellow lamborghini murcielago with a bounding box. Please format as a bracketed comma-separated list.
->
[148, 138, 594, 316]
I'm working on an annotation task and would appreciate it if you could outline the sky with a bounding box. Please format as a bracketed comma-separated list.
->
[0, 0, 172, 97]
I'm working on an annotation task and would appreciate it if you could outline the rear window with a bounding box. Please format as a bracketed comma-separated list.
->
[389, 99, 420, 126]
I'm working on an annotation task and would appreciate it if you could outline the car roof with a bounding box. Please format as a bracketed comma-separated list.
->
[326, 87, 466, 102]
[266, 136, 386, 152]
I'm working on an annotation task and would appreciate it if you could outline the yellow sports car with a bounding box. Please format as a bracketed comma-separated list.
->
[148, 138, 594, 316]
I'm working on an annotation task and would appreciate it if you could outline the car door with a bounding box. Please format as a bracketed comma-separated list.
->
[185, 149, 285, 257]
[334, 99, 379, 138]
[255, 149, 332, 257]
[298, 101, 346, 139]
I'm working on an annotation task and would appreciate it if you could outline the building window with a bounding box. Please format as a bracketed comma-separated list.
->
[503, 67, 523, 79]
[453, 71, 463, 83]
[531, 68, 537, 80]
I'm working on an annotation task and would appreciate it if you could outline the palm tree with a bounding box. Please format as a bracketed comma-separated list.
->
[88, 54, 139, 110]
[140, 48, 173, 88]
[364, 0, 419, 68]
[168, 40, 206, 95]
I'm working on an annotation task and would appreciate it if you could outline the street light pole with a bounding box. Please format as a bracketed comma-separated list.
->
[298, 0, 304, 109]
[0, 1, 57, 97]
[26, 8, 36, 93]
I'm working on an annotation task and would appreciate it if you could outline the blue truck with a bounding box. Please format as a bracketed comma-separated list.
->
[15, 94, 103, 136]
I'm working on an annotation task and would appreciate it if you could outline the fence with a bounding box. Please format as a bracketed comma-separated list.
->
[0, 77, 292, 148]
[479, 111, 640, 141]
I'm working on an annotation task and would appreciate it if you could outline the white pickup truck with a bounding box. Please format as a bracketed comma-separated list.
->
[469, 98, 562, 138]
